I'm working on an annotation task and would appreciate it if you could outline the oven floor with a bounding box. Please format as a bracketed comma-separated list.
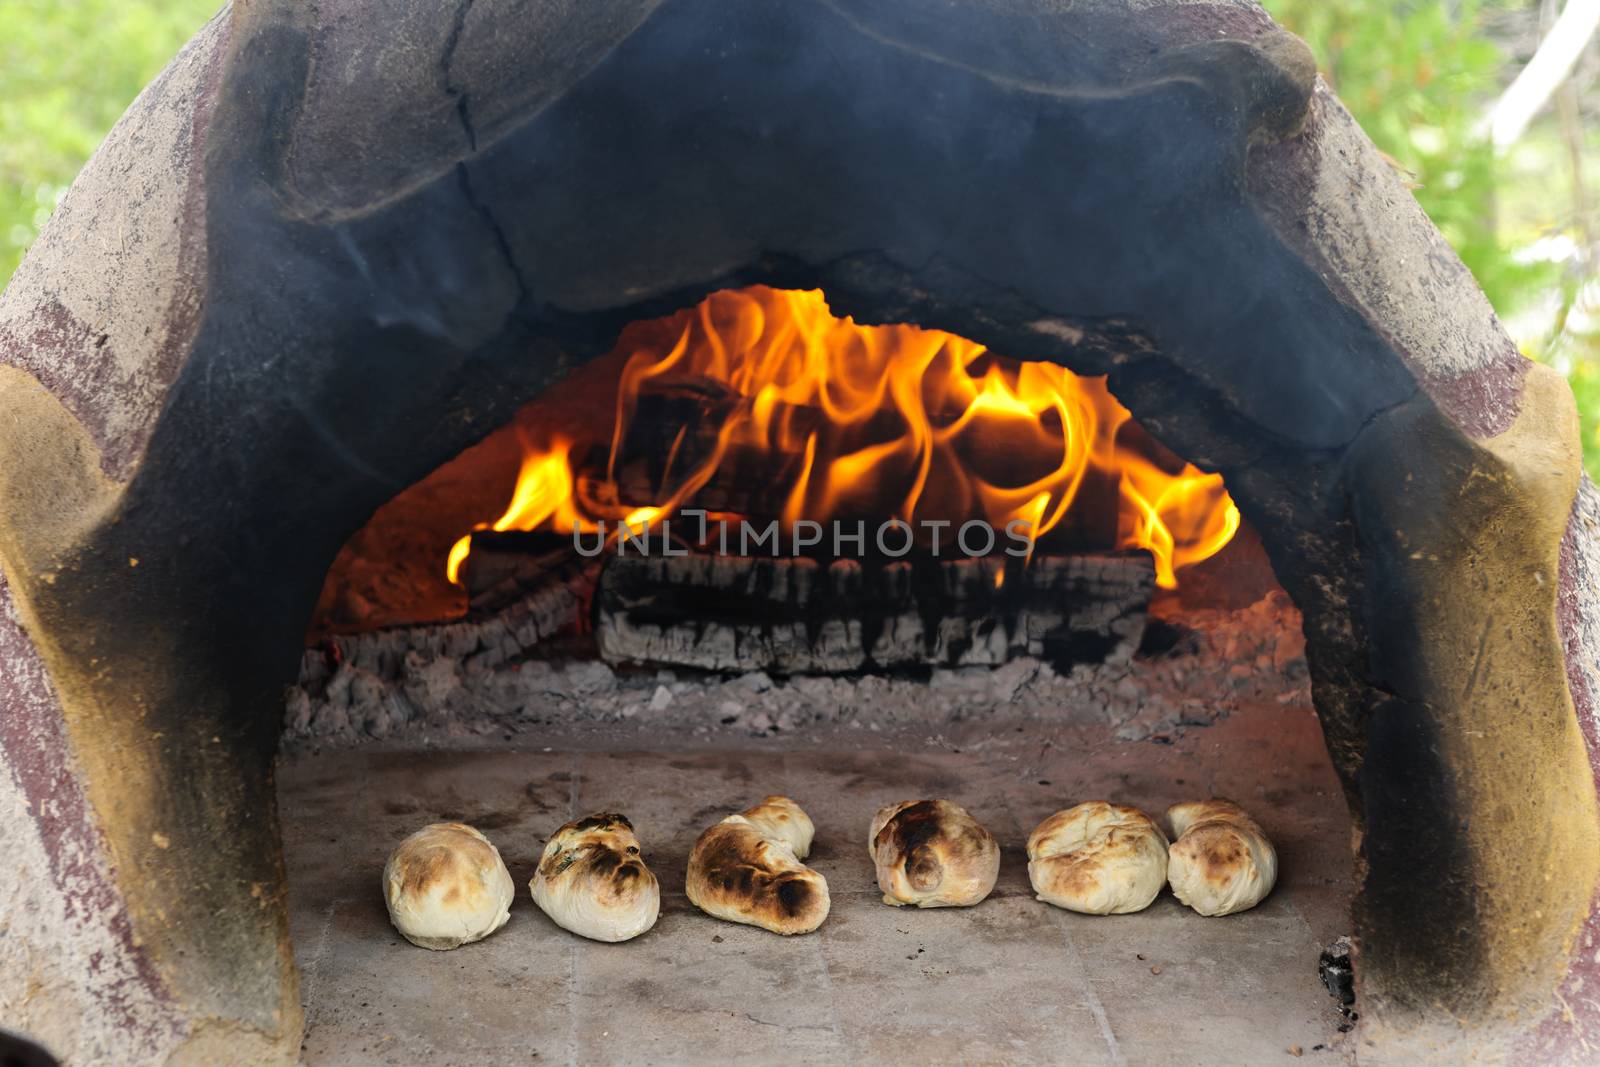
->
[280, 702, 1355, 1065]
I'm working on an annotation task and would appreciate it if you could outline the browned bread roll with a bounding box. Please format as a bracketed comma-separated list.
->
[530, 812, 659, 942]
[686, 796, 829, 935]
[867, 800, 1000, 908]
[1166, 799, 1277, 916]
[1026, 802, 1169, 915]
[382, 822, 514, 949]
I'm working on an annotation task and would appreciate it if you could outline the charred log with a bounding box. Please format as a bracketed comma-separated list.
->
[461, 529, 593, 612]
[596, 550, 1153, 674]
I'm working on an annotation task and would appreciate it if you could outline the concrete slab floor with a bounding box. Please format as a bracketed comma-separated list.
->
[279, 701, 1356, 1065]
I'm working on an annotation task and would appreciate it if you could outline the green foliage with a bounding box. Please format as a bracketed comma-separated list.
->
[0, 0, 220, 282]
[1569, 356, 1600, 464]
[1263, 0, 1557, 313]
[1266, 0, 1600, 477]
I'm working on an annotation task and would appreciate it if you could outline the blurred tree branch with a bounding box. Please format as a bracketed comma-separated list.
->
[1481, 0, 1600, 150]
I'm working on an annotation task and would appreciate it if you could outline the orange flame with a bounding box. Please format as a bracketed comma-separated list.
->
[449, 288, 1237, 589]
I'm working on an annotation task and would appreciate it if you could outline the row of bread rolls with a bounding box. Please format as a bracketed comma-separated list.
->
[382, 815, 659, 949]
[1026, 799, 1277, 917]
[381, 795, 1275, 949]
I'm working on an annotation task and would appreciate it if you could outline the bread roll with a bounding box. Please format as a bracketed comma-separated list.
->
[1026, 802, 1168, 915]
[686, 796, 829, 934]
[382, 822, 514, 949]
[868, 800, 1000, 908]
[530, 812, 660, 942]
[1166, 799, 1277, 916]
[739, 794, 816, 857]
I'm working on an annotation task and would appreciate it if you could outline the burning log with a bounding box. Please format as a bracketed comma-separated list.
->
[580, 374, 1122, 550]
[574, 374, 822, 519]
[458, 531, 600, 653]
[596, 550, 1154, 674]
[461, 530, 588, 611]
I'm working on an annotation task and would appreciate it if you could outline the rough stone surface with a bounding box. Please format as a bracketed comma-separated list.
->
[1525, 476, 1600, 1064]
[0, 15, 230, 1065]
[0, 8, 226, 481]
[1249, 86, 1526, 435]
[0, 584, 180, 1064]
[281, 700, 1355, 1066]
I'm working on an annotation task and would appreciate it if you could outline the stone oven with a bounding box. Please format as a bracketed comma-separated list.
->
[3, 1, 1600, 1064]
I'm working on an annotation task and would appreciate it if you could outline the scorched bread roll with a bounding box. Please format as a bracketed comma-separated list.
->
[382, 822, 514, 949]
[867, 800, 1000, 908]
[686, 795, 829, 934]
[530, 812, 660, 942]
[1165, 799, 1278, 916]
[1026, 801, 1169, 915]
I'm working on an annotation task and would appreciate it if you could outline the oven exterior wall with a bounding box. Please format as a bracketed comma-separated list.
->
[0, 572, 183, 1064]
[0, 2, 1598, 1064]
[1246, 71, 1600, 1065]
[0, 7, 303, 1066]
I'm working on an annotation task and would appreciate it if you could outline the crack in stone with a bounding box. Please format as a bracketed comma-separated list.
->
[441, 0, 478, 152]
[440, 0, 529, 308]
[639, 999, 838, 1035]
[455, 163, 530, 305]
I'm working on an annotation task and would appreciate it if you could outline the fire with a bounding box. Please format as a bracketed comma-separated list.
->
[448, 287, 1238, 589]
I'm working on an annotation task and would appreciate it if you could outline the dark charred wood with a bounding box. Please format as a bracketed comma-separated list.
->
[462, 529, 595, 616]
[576, 374, 819, 518]
[596, 549, 1154, 674]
